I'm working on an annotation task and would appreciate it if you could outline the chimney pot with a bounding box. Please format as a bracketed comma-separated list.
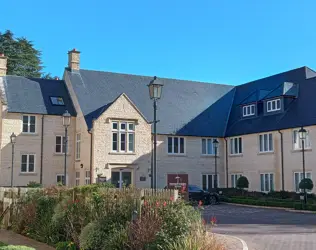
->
[54, 77, 59, 80]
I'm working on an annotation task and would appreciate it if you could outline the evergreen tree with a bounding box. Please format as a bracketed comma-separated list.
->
[0, 30, 51, 78]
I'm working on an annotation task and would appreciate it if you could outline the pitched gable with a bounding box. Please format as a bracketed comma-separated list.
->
[65, 69, 234, 136]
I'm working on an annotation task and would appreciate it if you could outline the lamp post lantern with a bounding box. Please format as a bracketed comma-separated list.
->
[10, 132, 16, 187]
[299, 126, 307, 207]
[62, 110, 71, 186]
[213, 139, 219, 191]
[148, 76, 163, 189]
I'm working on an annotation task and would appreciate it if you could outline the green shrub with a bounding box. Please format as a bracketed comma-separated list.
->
[55, 241, 77, 250]
[153, 202, 201, 248]
[236, 176, 249, 189]
[299, 178, 314, 191]
[306, 204, 316, 211]
[79, 219, 127, 250]
[26, 181, 42, 188]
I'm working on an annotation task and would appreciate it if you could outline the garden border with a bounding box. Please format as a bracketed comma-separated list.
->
[222, 202, 316, 214]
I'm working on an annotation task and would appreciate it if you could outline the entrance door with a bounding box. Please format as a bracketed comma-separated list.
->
[111, 169, 132, 188]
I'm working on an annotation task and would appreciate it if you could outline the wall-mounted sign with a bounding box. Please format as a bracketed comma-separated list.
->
[167, 174, 188, 192]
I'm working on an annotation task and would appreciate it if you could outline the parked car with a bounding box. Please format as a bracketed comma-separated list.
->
[188, 185, 219, 205]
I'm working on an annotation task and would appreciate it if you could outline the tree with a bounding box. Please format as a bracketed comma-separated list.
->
[236, 176, 249, 190]
[0, 30, 51, 78]
[299, 178, 314, 191]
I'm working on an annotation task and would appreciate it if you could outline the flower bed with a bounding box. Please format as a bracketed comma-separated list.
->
[10, 184, 224, 250]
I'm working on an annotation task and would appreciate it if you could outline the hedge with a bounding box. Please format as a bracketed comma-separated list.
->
[216, 188, 316, 201]
[227, 197, 316, 211]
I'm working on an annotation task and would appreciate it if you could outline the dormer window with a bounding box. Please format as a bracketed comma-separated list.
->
[267, 99, 281, 112]
[242, 104, 255, 117]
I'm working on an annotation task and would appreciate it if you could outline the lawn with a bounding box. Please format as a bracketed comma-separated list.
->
[0, 241, 35, 250]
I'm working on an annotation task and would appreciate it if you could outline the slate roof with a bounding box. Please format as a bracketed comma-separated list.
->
[0, 76, 76, 116]
[65, 69, 234, 136]
[64, 66, 316, 137]
[225, 67, 316, 137]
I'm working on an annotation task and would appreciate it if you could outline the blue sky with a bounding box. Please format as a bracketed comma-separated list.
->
[1, 1, 316, 85]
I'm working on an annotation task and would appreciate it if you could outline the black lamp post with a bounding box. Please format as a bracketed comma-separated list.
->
[213, 138, 219, 191]
[148, 76, 163, 189]
[298, 126, 307, 206]
[10, 132, 16, 187]
[62, 110, 71, 186]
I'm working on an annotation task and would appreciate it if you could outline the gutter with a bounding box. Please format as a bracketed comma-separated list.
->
[40, 115, 44, 184]
[278, 130, 285, 191]
[224, 138, 229, 188]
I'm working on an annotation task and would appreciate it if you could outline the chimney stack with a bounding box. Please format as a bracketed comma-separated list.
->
[0, 53, 7, 76]
[68, 48, 80, 71]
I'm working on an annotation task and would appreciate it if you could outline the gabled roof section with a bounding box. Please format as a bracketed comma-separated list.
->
[305, 66, 316, 79]
[65, 69, 234, 136]
[225, 66, 311, 136]
[1, 76, 76, 116]
[84, 93, 149, 130]
[239, 82, 298, 106]
[85, 102, 113, 130]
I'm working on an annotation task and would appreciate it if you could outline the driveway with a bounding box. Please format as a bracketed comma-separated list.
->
[203, 203, 316, 250]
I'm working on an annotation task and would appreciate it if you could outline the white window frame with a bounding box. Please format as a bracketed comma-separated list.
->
[75, 171, 80, 186]
[260, 173, 274, 192]
[85, 171, 91, 185]
[230, 137, 243, 155]
[294, 172, 312, 193]
[201, 138, 219, 155]
[267, 99, 281, 112]
[76, 133, 81, 160]
[111, 121, 135, 153]
[22, 115, 36, 134]
[56, 174, 67, 185]
[242, 104, 255, 117]
[202, 174, 220, 190]
[231, 173, 242, 188]
[167, 136, 185, 155]
[258, 133, 273, 153]
[293, 129, 311, 150]
[55, 135, 69, 154]
[21, 154, 36, 173]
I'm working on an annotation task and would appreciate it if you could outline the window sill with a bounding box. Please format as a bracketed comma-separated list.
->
[229, 154, 243, 158]
[19, 173, 37, 176]
[21, 133, 38, 136]
[54, 153, 71, 156]
[167, 154, 187, 157]
[75, 159, 81, 162]
[109, 152, 136, 155]
[257, 151, 274, 155]
[201, 154, 219, 158]
[292, 148, 312, 153]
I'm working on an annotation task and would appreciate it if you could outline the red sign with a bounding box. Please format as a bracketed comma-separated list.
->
[167, 174, 189, 192]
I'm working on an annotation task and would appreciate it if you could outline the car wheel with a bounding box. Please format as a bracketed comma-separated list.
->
[209, 195, 217, 205]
